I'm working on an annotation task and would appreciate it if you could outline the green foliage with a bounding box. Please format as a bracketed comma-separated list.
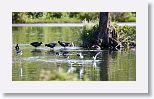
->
[80, 22, 136, 48]
[113, 23, 136, 47]
[50, 70, 78, 81]
[12, 12, 136, 23]
[110, 12, 136, 22]
[80, 22, 99, 48]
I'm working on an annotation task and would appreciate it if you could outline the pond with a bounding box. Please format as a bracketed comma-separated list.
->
[12, 26, 136, 81]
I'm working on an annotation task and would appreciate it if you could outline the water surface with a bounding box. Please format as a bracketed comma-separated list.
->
[12, 26, 136, 81]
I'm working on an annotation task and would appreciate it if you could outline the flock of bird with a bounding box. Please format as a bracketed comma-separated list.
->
[15, 41, 73, 51]
[15, 41, 84, 59]
[29, 41, 73, 49]
[15, 41, 101, 79]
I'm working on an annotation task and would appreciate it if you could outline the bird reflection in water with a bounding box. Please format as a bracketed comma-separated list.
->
[92, 52, 102, 69]
[55, 51, 69, 58]
[79, 66, 85, 80]
[31, 49, 42, 55]
[45, 50, 55, 56]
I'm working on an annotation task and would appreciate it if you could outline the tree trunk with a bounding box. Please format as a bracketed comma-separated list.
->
[93, 12, 119, 49]
[94, 12, 109, 48]
[98, 12, 109, 48]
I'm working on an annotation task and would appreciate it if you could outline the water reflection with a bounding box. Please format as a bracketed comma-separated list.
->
[45, 50, 55, 56]
[12, 26, 136, 81]
[31, 49, 42, 55]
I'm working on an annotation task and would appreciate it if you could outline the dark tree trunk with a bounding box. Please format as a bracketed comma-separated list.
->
[99, 12, 109, 48]
[94, 12, 109, 48]
[93, 12, 119, 49]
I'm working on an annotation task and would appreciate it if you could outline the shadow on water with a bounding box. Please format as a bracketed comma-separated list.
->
[98, 50, 118, 81]
[99, 51, 108, 81]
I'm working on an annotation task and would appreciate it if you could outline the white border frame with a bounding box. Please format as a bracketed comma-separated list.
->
[0, 0, 148, 93]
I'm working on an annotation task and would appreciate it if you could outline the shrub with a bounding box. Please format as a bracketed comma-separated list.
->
[80, 22, 99, 48]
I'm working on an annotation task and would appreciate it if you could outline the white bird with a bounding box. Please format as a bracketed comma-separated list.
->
[71, 42, 75, 47]
[92, 52, 101, 68]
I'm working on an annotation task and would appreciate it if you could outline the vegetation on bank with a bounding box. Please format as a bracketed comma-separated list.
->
[12, 12, 136, 49]
[80, 22, 136, 49]
[12, 12, 136, 24]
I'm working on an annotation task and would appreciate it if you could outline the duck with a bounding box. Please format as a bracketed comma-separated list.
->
[58, 41, 70, 47]
[15, 44, 22, 55]
[15, 44, 20, 51]
[30, 42, 42, 48]
[45, 43, 56, 49]
[77, 52, 84, 59]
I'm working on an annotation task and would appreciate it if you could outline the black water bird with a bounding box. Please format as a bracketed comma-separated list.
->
[15, 44, 22, 55]
[15, 44, 20, 51]
[58, 41, 70, 47]
[45, 43, 56, 49]
[30, 42, 42, 48]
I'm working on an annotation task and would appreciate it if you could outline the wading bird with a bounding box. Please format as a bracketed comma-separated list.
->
[58, 41, 71, 48]
[30, 42, 42, 48]
[45, 43, 56, 50]
[15, 44, 22, 55]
